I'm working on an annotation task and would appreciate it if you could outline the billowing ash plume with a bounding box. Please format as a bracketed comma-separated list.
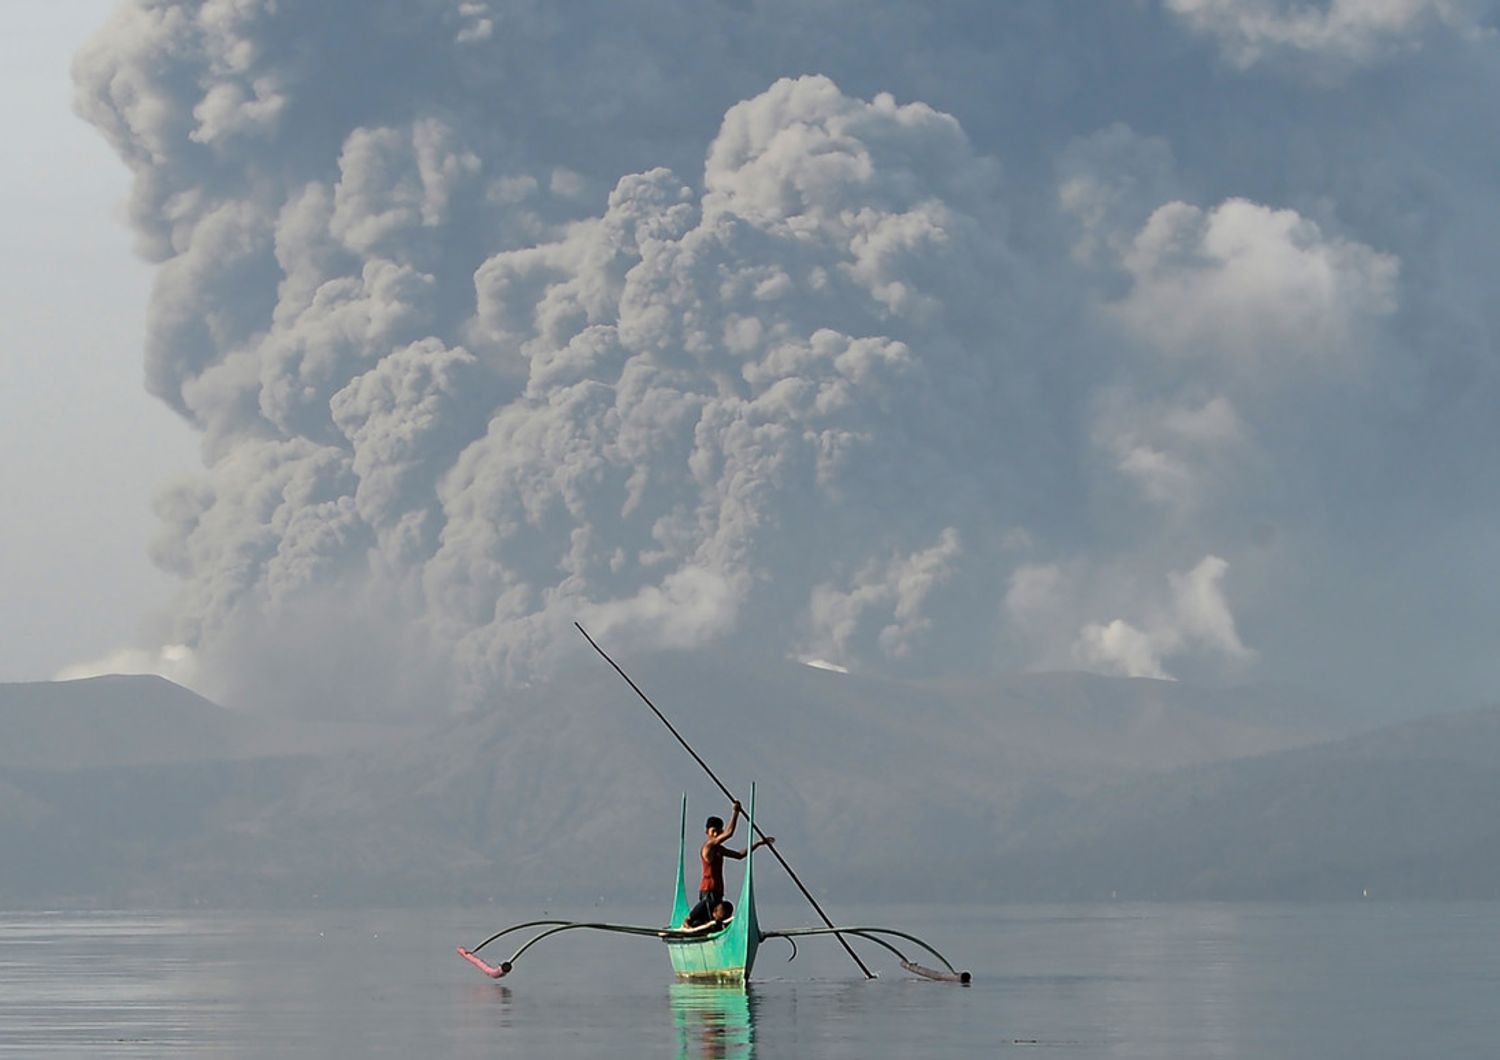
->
[75, 1, 1500, 715]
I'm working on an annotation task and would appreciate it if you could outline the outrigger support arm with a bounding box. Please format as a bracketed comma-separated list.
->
[761, 926, 972, 985]
[469, 918, 572, 954]
[459, 918, 733, 980]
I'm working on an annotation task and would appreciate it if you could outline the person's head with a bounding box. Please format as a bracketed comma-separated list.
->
[712, 899, 733, 922]
[705, 815, 724, 836]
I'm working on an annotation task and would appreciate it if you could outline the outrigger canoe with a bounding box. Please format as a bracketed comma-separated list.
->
[457, 786, 969, 985]
[662, 790, 760, 982]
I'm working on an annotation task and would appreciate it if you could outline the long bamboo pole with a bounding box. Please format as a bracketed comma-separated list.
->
[574, 622, 876, 979]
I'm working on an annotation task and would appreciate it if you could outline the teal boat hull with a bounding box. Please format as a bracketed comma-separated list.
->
[664, 787, 760, 983]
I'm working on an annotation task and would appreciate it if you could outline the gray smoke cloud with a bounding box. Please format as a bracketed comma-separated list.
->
[74, 1, 1500, 716]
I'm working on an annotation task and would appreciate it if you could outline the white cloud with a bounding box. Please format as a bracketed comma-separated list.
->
[1095, 393, 1248, 512]
[190, 76, 286, 145]
[1057, 123, 1179, 264]
[455, 2, 495, 44]
[1169, 554, 1255, 661]
[802, 528, 963, 667]
[1075, 619, 1172, 680]
[1164, 0, 1481, 67]
[1110, 198, 1398, 374]
[329, 337, 490, 534]
[1072, 555, 1254, 679]
[1005, 556, 1254, 681]
[331, 120, 481, 255]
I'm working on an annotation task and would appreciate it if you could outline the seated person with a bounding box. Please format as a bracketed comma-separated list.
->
[679, 899, 734, 934]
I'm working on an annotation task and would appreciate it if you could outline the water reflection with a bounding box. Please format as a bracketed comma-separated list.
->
[668, 983, 755, 1059]
[462, 983, 512, 1022]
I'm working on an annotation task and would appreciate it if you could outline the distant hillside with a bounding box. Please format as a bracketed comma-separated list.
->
[979, 702, 1500, 901]
[0, 675, 419, 770]
[5, 660, 1482, 907]
[0, 676, 240, 769]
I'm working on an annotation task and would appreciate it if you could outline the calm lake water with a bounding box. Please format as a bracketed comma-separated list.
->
[2, 903, 1498, 1057]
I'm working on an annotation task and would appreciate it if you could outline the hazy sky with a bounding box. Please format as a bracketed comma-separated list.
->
[2, 0, 197, 682]
[10, 1, 1499, 721]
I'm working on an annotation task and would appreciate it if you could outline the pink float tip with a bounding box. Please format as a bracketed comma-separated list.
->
[456, 946, 510, 978]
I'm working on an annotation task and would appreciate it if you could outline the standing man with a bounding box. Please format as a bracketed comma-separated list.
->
[683, 800, 773, 927]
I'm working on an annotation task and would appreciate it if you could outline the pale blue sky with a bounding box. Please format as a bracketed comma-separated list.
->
[1, 0, 197, 680]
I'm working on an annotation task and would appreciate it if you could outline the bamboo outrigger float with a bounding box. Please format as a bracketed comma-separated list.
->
[455, 625, 970, 986]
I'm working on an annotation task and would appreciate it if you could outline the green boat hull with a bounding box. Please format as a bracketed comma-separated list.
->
[665, 788, 760, 983]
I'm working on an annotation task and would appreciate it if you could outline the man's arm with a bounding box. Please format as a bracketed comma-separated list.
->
[708, 801, 744, 847]
[673, 919, 726, 935]
[721, 836, 773, 860]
